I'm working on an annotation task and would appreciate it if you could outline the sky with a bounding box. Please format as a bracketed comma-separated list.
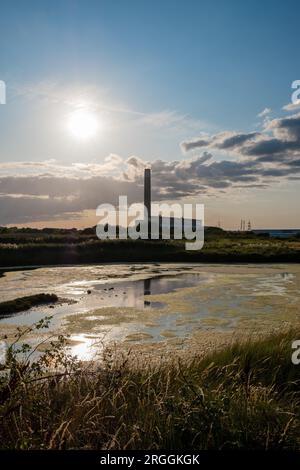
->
[0, 0, 299, 229]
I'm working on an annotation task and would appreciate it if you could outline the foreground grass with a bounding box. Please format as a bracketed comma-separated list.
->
[0, 327, 300, 450]
[0, 294, 58, 316]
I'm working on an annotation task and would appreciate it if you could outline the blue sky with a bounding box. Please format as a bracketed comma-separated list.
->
[1, 0, 298, 128]
[0, 0, 299, 228]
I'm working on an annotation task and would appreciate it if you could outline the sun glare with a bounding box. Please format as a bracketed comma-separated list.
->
[67, 109, 100, 140]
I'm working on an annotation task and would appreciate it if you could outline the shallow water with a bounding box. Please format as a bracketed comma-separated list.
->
[0, 263, 300, 360]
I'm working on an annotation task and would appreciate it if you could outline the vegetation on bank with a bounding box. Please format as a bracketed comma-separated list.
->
[0, 321, 299, 450]
[0, 226, 300, 266]
[0, 294, 58, 316]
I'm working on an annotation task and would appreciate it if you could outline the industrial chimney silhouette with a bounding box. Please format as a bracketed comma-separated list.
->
[144, 168, 151, 223]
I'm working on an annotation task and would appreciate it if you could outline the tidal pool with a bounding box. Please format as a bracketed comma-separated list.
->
[0, 263, 300, 360]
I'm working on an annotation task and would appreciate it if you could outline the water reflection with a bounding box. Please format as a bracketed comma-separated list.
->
[91, 274, 205, 310]
[144, 278, 151, 306]
[0, 264, 299, 362]
[69, 335, 103, 361]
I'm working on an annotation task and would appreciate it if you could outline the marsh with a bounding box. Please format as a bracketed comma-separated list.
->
[0, 263, 299, 361]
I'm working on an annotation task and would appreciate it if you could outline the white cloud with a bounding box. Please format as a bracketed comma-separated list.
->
[282, 102, 300, 112]
[257, 107, 272, 118]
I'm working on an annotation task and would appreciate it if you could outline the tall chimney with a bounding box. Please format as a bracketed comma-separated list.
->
[144, 168, 151, 222]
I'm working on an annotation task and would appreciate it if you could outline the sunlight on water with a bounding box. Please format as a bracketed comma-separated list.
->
[69, 335, 104, 361]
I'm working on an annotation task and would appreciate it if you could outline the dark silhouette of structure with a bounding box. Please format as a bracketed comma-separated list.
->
[139, 167, 198, 239]
[144, 168, 151, 223]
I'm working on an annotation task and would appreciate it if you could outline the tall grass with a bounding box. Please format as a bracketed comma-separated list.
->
[1, 235, 300, 267]
[0, 327, 299, 450]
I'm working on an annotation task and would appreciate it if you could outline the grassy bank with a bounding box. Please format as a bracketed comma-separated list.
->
[1, 233, 300, 267]
[0, 326, 299, 449]
[0, 294, 58, 316]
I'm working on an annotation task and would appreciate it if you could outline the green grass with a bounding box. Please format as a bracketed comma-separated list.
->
[0, 236, 300, 267]
[0, 327, 299, 449]
[0, 294, 58, 316]
[0, 226, 300, 266]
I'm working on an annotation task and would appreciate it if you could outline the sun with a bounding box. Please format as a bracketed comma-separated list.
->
[67, 109, 100, 140]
